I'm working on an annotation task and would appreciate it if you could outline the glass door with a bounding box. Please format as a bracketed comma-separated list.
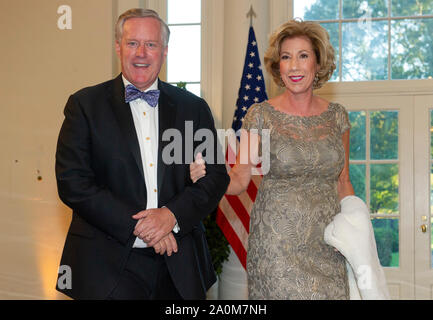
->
[334, 95, 415, 299]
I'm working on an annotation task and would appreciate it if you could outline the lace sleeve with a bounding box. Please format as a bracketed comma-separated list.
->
[336, 104, 351, 134]
[241, 103, 264, 136]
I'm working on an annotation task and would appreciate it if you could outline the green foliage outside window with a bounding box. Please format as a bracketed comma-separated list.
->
[349, 110, 400, 267]
[296, 0, 433, 81]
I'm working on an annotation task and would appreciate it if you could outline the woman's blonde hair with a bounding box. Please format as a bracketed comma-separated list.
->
[264, 19, 336, 89]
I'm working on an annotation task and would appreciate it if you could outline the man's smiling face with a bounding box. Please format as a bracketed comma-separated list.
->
[116, 17, 168, 90]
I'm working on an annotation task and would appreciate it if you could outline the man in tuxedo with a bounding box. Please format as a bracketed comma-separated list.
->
[55, 8, 229, 300]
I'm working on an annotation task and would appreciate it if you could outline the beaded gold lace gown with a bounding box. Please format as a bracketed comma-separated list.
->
[242, 101, 351, 300]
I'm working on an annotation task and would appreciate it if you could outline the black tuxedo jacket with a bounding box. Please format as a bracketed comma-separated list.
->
[55, 74, 229, 300]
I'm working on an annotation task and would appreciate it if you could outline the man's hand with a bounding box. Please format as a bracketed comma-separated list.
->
[132, 207, 177, 247]
[153, 232, 178, 256]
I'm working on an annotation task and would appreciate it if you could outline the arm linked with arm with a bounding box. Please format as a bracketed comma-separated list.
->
[164, 101, 230, 238]
[190, 128, 259, 196]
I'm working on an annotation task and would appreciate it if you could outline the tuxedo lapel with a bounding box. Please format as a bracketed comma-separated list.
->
[108, 74, 145, 181]
[157, 80, 177, 200]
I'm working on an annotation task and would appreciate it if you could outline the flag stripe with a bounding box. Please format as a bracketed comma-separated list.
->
[216, 207, 247, 269]
[218, 197, 249, 246]
[223, 194, 250, 233]
[236, 187, 255, 214]
[246, 178, 258, 201]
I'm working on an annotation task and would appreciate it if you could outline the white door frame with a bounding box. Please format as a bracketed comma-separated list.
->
[414, 95, 433, 299]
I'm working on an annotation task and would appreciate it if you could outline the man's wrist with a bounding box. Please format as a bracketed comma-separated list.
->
[162, 206, 180, 233]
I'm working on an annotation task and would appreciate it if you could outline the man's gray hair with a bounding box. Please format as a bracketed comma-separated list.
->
[115, 8, 170, 46]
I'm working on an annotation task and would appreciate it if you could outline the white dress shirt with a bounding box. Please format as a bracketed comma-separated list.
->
[122, 76, 178, 248]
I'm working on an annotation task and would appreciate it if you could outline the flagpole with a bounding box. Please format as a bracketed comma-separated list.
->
[217, 5, 268, 299]
[246, 5, 256, 27]
[217, 5, 268, 272]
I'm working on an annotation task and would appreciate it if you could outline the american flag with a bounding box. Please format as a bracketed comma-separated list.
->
[216, 26, 268, 269]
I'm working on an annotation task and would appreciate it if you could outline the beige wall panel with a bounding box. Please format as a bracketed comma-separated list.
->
[0, 0, 114, 299]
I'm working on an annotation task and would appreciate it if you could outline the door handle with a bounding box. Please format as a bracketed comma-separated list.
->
[421, 224, 427, 233]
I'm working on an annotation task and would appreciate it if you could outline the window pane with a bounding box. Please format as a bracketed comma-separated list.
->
[350, 164, 366, 202]
[391, 19, 433, 80]
[171, 82, 200, 97]
[372, 218, 399, 267]
[370, 111, 398, 160]
[392, 0, 433, 17]
[349, 111, 366, 160]
[185, 83, 200, 97]
[321, 22, 339, 81]
[342, 21, 388, 81]
[167, 0, 201, 24]
[167, 25, 201, 83]
[294, 0, 339, 20]
[370, 164, 399, 214]
[342, 0, 388, 19]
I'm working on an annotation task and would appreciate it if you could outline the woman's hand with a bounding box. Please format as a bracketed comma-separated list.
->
[189, 129, 257, 195]
[190, 152, 206, 183]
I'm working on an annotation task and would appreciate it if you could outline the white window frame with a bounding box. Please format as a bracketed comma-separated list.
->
[267, 0, 433, 98]
[166, 1, 202, 94]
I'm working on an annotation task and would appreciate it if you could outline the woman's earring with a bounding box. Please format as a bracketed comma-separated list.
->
[313, 73, 319, 89]
[279, 75, 285, 87]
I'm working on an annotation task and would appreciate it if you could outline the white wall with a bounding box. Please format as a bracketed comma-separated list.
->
[221, 0, 270, 131]
[0, 0, 114, 299]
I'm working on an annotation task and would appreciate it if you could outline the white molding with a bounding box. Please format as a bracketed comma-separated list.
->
[413, 95, 433, 299]
[201, 0, 225, 129]
[316, 79, 433, 98]
[268, 0, 290, 98]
